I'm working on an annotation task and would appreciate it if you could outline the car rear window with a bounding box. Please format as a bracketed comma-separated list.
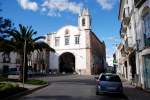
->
[100, 75, 121, 82]
[9, 68, 17, 71]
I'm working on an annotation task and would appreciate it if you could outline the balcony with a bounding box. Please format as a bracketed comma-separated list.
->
[124, 38, 134, 53]
[122, 9, 130, 26]
[134, 0, 146, 8]
[118, 44, 127, 57]
[121, 46, 127, 57]
[120, 24, 127, 38]
[120, 31, 126, 38]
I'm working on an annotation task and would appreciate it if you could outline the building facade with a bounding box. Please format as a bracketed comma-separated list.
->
[0, 50, 49, 76]
[30, 50, 50, 74]
[118, 0, 150, 90]
[45, 8, 106, 75]
[0, 52, 20, 76]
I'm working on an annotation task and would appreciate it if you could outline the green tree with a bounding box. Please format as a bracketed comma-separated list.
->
[0, 17, 14, 38]
[0, 17, 15, 78]
[0, 17, 14, 51]
[8, 24, 55, 81]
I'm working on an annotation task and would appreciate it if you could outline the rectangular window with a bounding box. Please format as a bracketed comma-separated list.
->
[134, 0, 146, 8]
[55, 37, 60, 46]
[75, 35, 80, 44]
[143, 12, 150, 46]
[65, 36, 70, 45]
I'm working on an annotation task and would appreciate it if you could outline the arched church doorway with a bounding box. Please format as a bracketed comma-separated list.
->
[59, 52, 75, 73]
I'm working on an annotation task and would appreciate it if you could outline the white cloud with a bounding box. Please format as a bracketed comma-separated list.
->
[17, 0, 117, 16]
[17, 0, 38, 11]
[107, 36, 120, 43]
[96, 0, 115, 10]
[41, 0, 83, 16]
[107, 56, 113, 66]
[47, 10, 61, 17]
[41, 7, 47, 12]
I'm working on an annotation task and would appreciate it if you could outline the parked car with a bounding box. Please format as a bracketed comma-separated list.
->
[8, 67, 20, 79]
[95, 73, 123, 95]
[8, 67, 20, 75]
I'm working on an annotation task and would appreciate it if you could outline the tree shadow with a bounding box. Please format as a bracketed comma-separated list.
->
[101, 93, 128, 99]
[21, 94, 128, 100]
[50, 78, 96, 86]
[21, 95, 99, 100]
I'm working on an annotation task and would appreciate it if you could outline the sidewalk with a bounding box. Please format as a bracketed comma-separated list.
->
[2, 82, 48, 100]
[123, 81, 150, 100]
[9, 82, 44, 90]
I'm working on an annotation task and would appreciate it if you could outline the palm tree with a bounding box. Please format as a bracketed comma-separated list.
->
[8, 24, 55, 81]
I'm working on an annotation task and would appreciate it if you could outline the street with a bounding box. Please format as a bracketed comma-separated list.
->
[18, 75, 128, 100]
[1, 1, 150, 100]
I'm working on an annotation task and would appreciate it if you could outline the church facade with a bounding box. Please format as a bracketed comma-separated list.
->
[45, 8, 106, 75]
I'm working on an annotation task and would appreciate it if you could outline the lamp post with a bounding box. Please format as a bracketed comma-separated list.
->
[23, 40, 26, 87]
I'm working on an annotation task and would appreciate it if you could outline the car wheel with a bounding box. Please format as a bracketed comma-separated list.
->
[96, 86, 99, 95]
[96, 91, 99, 95]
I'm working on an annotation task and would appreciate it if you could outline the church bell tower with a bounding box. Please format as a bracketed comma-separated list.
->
[78, 8, 91, 30]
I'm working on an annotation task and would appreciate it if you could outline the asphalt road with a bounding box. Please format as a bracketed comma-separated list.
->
[18, 74, 128, 100]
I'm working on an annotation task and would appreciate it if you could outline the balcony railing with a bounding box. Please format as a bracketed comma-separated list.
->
[120, 25, 127, 36]
[124, 38, 134, 53]
[134, 0, 146, 8]
[121, 48, 127, 57]
[120, 32, 126, 38]
[123, 8, 130, 26]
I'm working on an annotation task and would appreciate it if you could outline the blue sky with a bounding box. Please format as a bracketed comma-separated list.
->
[1, 0, 120, 65]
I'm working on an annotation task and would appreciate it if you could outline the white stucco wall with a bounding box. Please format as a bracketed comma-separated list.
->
[134, 1, 150, 87]
[49, 52, 59, 70]
[48, 25, 87, 49]
[0, 52, 19, 73]
[47, 25, 89, 73]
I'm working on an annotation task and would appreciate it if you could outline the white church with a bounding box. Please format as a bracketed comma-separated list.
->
[0, 8, 106, 76]
[45, 8, 106, 75]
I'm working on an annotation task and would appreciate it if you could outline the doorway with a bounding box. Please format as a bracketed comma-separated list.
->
[144, 54, 150, 89]
[59, 52, 75, 73]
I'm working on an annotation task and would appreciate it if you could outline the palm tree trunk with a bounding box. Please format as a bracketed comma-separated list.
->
[20, 54, 28, 81]
[24, 54, 28, 81]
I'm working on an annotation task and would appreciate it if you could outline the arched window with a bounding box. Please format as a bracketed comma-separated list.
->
[82, 18, 85, 26]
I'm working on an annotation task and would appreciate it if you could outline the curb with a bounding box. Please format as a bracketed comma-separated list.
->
[124, 80, 150, 93]
[135, 86, 150, 93]
[2, 84, 49, 100]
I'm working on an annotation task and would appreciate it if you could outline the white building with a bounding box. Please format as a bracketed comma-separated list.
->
[0, 52, 20, 76]
[45, 8, 106, 75]
[118, 0, 150, 90]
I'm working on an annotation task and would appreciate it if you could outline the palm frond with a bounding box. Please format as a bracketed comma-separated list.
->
[34, 42, 55, 52]
[1, 24, 55, 55]
[33, 36, 46, 42]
